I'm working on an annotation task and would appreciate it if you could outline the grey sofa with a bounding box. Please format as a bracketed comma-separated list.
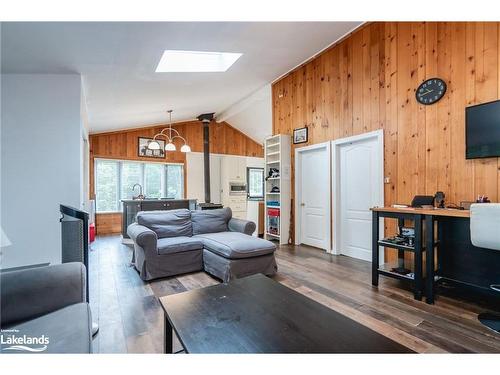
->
[0, 262, 92, 353]
[127, 207, 277, 282]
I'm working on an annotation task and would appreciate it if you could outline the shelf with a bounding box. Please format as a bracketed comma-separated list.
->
[378, 238, 439, 252]
[264, 134, 290, 246]
[266, 232, 280, 238]
[266, 142, 280, 148]
[378, 263, 415, 281]
[378, 239, 417, 252]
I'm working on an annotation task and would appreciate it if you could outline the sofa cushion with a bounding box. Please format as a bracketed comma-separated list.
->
[157, 236, 204, 255]
[137, 209, 192, 238]
[191, 207, 232, 235]
[194, 231, 276, 259]
[4, 303, 91, 353]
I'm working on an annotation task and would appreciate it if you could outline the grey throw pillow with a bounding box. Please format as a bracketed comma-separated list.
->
[136, 209, 192, 238]
[191, 207, 232, 235]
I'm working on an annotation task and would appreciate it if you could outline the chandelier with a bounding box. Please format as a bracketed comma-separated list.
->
[147, 110, 191, 153]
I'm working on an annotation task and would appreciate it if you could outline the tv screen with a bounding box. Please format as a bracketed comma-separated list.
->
[466, 99, 500, 159]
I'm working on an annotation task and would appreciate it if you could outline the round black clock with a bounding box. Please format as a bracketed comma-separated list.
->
[416, 78, 447, 105]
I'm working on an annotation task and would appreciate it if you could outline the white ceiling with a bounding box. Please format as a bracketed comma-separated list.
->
[1, 22, 361, 135]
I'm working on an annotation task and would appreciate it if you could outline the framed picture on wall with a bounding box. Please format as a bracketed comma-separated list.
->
[138, 137, 166, 158]
[293, 127, 308, 144]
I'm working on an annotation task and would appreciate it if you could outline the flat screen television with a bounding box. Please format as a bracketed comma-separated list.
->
[466, 99, 500, 159]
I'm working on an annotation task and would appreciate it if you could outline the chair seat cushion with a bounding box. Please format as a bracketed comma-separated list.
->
[157, 236, 204, 255]
[194, 232, 276, 259]
[5, 303, 91, 353]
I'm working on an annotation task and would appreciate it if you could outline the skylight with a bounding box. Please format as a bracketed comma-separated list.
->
[155, 50, 243, 72]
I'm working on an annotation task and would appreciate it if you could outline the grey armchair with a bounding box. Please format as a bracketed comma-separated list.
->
[0, 262, 92, 353]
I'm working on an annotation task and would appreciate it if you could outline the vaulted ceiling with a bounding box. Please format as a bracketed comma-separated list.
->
[1, 22, 361, 139]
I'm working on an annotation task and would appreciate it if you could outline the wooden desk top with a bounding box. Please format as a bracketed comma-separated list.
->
[371, 206, 470, 218]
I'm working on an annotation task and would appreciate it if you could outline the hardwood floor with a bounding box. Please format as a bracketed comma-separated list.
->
[89, 235, 500, 353]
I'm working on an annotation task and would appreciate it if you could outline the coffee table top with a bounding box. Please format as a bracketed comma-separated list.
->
[159, 274, 413, 353]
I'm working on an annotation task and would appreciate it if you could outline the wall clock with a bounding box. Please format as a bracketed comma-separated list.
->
[416, 78, 447, 105]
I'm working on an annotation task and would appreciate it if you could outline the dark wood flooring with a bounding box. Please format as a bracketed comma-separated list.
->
[89, 235, 500, 353]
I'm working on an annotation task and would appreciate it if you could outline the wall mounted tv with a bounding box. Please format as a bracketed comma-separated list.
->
[466, 99, 500, 159]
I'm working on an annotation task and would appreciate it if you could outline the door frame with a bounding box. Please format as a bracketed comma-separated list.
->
[331, 129, 384, 258]
[294, 141, 332, 252]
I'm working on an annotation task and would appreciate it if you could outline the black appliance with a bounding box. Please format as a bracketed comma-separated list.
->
[410, 195, 435, 208]
[466, 99, 500, 159]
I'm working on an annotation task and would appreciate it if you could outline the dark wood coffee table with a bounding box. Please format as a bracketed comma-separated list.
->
[159, 274, 413, 353]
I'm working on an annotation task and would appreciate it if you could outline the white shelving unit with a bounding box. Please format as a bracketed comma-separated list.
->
[264, 134, 291, 245]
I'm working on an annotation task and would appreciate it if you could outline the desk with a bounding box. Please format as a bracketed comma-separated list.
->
[372, 207, 500, 304]
[372, 207, 500, 305]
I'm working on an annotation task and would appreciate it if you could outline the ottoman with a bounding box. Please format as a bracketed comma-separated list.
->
[194, 232, 278, 282]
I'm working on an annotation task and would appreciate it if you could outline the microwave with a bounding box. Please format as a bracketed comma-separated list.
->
[229, 182, 247, 195]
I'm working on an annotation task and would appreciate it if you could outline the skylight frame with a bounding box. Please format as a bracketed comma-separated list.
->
[155, 50, 243, 73]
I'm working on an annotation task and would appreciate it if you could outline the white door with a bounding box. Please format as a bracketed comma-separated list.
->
[338, 136, 382, 261]
[298, 145, 330, 250]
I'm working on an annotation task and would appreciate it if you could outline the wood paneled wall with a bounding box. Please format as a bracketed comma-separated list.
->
[272, 22, 500, 258]
[90, 119, 263, 234]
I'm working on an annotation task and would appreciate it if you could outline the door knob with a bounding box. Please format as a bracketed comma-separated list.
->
[300, 203, 305, 206]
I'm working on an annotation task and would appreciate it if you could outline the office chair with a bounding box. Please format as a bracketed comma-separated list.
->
[470, 203, 500, 333]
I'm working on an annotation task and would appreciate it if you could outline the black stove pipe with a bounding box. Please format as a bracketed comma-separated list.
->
[197, 113, 215, 204]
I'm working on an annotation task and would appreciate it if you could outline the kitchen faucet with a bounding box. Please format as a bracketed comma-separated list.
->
[132, 183, 145, 200]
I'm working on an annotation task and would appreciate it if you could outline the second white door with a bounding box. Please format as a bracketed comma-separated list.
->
[297, 144, 331, 250]
[336, 133, 383, 261]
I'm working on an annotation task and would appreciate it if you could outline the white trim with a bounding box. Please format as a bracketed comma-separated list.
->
[294, 141, 332, 252]
[331, 130, 384, 259]
[271, 22, 365, 84]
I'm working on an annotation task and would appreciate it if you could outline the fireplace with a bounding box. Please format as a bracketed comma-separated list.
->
[60, 204, 89, 301]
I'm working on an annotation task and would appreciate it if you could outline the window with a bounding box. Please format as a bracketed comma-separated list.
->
[247, 167, 264, 200]
[144, 163, 164, 199]
[95, 160, 119, 212]
[121, 162, 142, 200]
[165, 164, 184, 199]
[94, 159, 184, 212]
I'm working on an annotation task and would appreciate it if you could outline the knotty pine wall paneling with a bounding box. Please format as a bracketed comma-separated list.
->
[272, 22, 500, 263]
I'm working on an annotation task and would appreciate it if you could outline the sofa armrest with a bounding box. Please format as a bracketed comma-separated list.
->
[228, 217, 256, 236]
[1, 262, 86, 327]
[127, 223, 157, 250]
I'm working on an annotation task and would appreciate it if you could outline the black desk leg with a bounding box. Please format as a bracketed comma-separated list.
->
[372, 210, 379, 287]
[425, 215, 435, 304]
[413, 215, 423, 300]
[397, 218, 405, 270]
[164, 312, 173, 354]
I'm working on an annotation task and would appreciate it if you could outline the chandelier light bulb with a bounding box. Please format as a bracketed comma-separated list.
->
[180, 144, 191, 153]
[165, 142, 176, 151]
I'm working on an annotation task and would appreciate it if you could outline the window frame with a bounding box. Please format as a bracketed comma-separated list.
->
[246, 167, 265, 201]
[94, 158, 185, 213]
